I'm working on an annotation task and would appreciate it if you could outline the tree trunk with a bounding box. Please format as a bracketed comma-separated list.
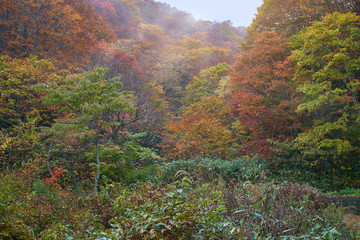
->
[351, 91, 360, 115]
[46, 136, 54, 176]
[94, 141, 100, 193]
[33, 0, 41, 57]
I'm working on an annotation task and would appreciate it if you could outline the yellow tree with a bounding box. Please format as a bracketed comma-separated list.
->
[0, 55, 60, 168]
[290, 12, 360, 173]
[183, 63, 231, 106]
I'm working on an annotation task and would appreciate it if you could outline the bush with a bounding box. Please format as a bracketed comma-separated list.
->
[0, 169, 106, 239]
[270, 140, 360, 191]
[157, 156, 268, 185]
[109, 178, 232, 239]
[223, 181, 354, 239]
[97, 180, 356, 239]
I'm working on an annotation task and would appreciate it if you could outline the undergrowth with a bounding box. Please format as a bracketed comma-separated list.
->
[1, 157, 359, 239]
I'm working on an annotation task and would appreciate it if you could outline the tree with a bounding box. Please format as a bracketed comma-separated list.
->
[90, 41, 144, 90]
[163, 96, 241, 160]
[0, 0, 110, 67]
[183, 63, 231, 106]
[139, 23, 169, 47]
[137, 0, 195, 40]
[231, 31, 298, 157]
[207, 21, 243, 51]
[290, 12, 360, 172]
[86, 0, 141, 39]
[0, 55, 59, 127]
[153, 44, 232, 111]
[91, 40, 168, 149]
[0, 55, 60, 168]
[248, 0, 356, 38]
[41, 68, 135, 193]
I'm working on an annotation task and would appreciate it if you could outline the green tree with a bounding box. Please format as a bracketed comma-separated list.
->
[40, 68, 135, 193]
[183, 63, 231, 106]
[290, 12, 360, 172]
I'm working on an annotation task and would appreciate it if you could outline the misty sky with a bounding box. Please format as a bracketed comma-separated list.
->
[160, 0, 263, 27]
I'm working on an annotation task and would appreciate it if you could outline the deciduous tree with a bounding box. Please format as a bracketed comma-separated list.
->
[0, 55, 59, 127]
[41, 68, 135, 192]
[0, 0, 110, 68]
[290, 12, 360, 172]
[231, 31, 298, 157]
[248, 0, 356, 38]
[183, 63, 231, 106]
[0, 56, 60, 168]
[163, 96, 241, 160]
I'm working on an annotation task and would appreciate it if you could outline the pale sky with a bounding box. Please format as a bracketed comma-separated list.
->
[160, 0, 263, 27]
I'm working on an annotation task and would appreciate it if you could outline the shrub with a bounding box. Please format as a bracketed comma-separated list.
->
[0, 169, 106, 239]
[224, 181, 354, 239]
[157, 156, 268, 185]
[109, 178, 232, 239]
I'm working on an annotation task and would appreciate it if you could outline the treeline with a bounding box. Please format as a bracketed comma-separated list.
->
[0, 0, 359, 198]
[0, 0, 359, 196]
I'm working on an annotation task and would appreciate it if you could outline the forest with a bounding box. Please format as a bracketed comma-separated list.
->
[0, 0, 359, 239]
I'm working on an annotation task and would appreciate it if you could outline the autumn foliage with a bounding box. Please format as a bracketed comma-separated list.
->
[1, 0, 360, 238]
[248, 0, 357, 37]
[0, 0, 110, 67]
[163, 96, 239, 160]
[231, 31, 298, 157]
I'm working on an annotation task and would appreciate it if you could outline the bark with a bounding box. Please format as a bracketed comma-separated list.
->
[46, 136, 54, 176]
[94, 140, 100, 193]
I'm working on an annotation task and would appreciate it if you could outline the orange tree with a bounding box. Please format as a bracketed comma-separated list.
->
[163, 96, 242, 160]
[248, 0, 356, 38]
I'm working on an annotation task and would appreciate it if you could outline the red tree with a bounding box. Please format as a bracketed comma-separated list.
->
[231, 31, 298, 157]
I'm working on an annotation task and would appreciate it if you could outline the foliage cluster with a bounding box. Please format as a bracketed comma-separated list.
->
[230, 7, 360, 189]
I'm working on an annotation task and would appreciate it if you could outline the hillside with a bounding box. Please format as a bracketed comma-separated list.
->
[0, 0, 359, 239]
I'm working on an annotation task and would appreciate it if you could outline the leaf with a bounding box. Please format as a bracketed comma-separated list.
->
[233, 209, 246, 214]
[251, 198, 265, 213]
